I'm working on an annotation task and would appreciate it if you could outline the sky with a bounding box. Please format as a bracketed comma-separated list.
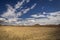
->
[0, 0, 60, 25]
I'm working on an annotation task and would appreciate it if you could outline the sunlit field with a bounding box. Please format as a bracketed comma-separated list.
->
[0, 26, 60, 40]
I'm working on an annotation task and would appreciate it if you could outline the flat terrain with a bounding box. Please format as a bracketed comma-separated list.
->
[0, 26, 60, 40]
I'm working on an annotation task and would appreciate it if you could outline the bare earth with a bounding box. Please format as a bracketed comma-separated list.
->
[0, 26, 60, 40]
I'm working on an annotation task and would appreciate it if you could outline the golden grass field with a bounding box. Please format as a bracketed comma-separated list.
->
[0, 26, 60, 40]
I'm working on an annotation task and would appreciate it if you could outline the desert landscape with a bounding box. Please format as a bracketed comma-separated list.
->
[0, 25, 60, 40]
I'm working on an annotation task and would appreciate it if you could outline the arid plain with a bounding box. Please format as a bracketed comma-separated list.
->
[0, 25, 60, 40]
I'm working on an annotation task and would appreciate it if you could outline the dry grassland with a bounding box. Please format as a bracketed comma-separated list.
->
[0, 26, 60, 40]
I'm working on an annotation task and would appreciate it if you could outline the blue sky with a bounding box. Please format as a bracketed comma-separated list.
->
[0, 0, 60, 25]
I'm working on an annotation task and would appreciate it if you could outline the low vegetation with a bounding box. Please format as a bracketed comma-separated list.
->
[0, 25, 60, 40]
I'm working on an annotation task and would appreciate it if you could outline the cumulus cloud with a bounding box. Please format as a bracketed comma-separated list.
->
[1, 4, 16, 19]
[0, 18, 6, 21]
[19, 18, 36, 25]
[1, 11, 60, 25]
[1, 0, 60, 25]
[1, 0, 37, 25]
[29, 11, 60, 25]
[0, 18, 7, 25]
[1, 1, 36, 18]
[31, 12, 47, 18]
[31, 14, 46, 18]
[47, 11, 60, 20]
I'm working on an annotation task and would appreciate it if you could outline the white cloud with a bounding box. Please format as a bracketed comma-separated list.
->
[2, 0, 60, 25]
[31, 14, 46, 18]
[0, 18, 6, 21]
[16, 11, 60, 25]
[23, 8, 30, 13]
[1, 5, 60, 25]
[1, 1, 37, 18]
[1, 11, 60, 25]
[20, 18, 36, 25]
[1, 1, 37, 25]
[29, 11, 60, 25]
[16, 12, 22, 17]
[22, 3, 37, 14]
[31, 3, 36, 9]
[16, 3, 36, 17]
[1, 0, 59, 25]
[1, 10, 60, 25]
[15, 0, 30, 9]
[43, 12, 46, 14]
[47, 11, 60, 20]
[7, 18, 17, 22]
[15, 0, 25, 9]
[1, 5, 16, 19]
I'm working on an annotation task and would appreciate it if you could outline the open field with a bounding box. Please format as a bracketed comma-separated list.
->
[0, 26, 60, 40]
